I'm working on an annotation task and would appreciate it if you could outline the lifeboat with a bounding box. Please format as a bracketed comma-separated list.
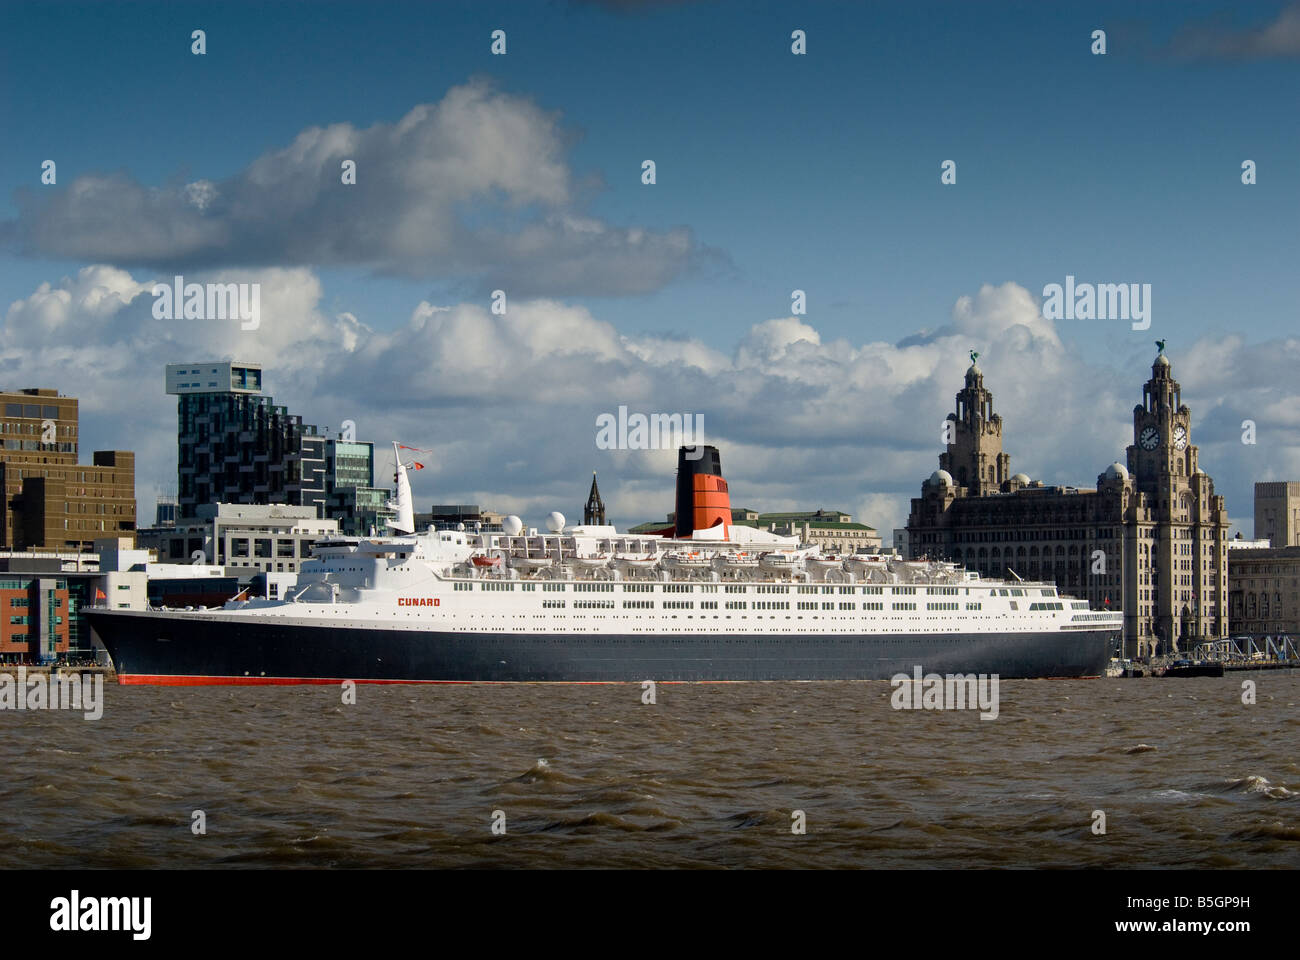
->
[759, 550, 804, 573]
[614, 554, 659, 572]
[510, 555, 553, 572]
[806, 555, 845, 572]
[471, 554, 504, 568]
[713, 551, 759, 573]
[845, 555, 889, 578]
[662, 551, 713, 571]
[568, 553, 611, 570]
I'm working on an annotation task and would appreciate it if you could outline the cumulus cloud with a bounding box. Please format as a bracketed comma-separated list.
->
[3, 271, 1289, 540]
[4, 81, 711, 297]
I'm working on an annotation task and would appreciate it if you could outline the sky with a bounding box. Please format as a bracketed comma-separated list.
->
[1, 0, 1298, 539]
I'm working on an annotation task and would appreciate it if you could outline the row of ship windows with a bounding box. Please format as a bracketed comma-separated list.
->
[443, 581, 1048, 598]
[514, 600, 991, 611]
[364, 614, 1007, 628]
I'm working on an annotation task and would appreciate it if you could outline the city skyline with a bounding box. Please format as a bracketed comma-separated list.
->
[2, 1, 1298, 539]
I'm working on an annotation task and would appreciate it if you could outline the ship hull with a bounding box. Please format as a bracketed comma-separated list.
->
[87, 610, 1113, 683]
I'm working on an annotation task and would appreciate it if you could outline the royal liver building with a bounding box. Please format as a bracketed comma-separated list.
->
[907, 348, 1230, 658]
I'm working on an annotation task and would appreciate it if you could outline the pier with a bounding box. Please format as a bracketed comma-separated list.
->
[1190, 635, 1299, 671]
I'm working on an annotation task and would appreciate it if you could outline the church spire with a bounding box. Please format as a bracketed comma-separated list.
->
[584, 470, 606, 525]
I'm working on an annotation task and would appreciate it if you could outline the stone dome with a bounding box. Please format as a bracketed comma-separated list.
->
[1155, 354, 1170, 367]
[1104, 461, 1129, 482]
[1012, 473, 1030, 484]
[929, 469, 953, 487]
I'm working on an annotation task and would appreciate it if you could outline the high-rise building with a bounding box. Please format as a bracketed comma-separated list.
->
[0, 387, 136, 551]
[907, 349, 1230, 657]
[1254, 482, 1300, 548]
[323, 438, 394, 535]
[166, 361, 326, 518]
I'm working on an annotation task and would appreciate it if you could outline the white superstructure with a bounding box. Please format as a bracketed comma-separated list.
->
[195, 450, 1122, 639]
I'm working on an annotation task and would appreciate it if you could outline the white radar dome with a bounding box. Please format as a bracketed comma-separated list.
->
[502, 515, 524, 536]
[546, 511, 566, 533]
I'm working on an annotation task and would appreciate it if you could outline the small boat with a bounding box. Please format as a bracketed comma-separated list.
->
[759, 550, 804, 573]
[510, 555, 553, 572]
[613, 554, 659, 571]
[568, 553, 611, 569]
[1160, 659, 1225, 678]
[662, 551, 713, 571]
[713, 551, 760, 573]
[471, 554, 504, 568]
[806, 555, 845, 572]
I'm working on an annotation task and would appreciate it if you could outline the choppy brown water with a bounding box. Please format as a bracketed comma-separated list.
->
[1, 676, 1297, 869]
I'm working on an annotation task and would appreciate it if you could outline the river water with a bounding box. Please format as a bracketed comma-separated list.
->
[1, 676, 1297, 868]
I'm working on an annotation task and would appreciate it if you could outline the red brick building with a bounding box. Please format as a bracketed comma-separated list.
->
[0, 577, 71, 664]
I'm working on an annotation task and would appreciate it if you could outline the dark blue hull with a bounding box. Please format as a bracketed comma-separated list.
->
[87, 610, 1114, 683]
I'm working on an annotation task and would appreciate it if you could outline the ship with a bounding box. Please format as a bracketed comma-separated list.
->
[86, 444, 1122, 684]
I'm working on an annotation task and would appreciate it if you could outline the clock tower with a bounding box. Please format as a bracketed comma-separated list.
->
[1121, 345, 1228, 657]
[1128, 346, 1196, 487]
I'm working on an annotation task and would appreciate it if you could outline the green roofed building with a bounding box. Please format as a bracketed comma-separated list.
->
[628, 507, 882, 554]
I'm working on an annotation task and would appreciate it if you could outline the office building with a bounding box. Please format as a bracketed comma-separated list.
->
[166, 361, 326, 519]
[0, 387, 136, 551]
[1254, 482, 1300, 548]
[906, 349, 1230, 657]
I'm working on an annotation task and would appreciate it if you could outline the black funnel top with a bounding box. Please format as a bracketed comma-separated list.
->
[675, 444, 722, 538]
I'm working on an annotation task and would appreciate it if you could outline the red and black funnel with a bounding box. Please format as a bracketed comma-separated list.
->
[674, 445, 730, 538]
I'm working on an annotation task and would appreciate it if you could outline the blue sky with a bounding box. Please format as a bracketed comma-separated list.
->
[2, 0, 1298, 536]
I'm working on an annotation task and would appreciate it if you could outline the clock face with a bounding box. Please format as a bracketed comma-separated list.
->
[1139, 426, 1159, 451]
[1173, 425, 1188, 450]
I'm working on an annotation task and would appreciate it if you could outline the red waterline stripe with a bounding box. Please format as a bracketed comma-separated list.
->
[115, 674, 746, 686]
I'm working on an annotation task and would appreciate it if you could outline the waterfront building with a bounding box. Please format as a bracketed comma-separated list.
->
[323, 438, 394, 535]
[0, 387, 136, 551]
[906, 349, 1230, 657]
[1228, 545, 1300, 637]
[0, 571, 71, 664]
[166, 361, 326, 519]
[631, 506, 882, 553]
[1254, 482, 1300, 548]
[137, 503, 339, 573]
[764, 517, 881, 554]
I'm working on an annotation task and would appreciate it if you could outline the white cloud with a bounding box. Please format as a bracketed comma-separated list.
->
[3, 271, 1291, 540]
[6, 81, 713, 297]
